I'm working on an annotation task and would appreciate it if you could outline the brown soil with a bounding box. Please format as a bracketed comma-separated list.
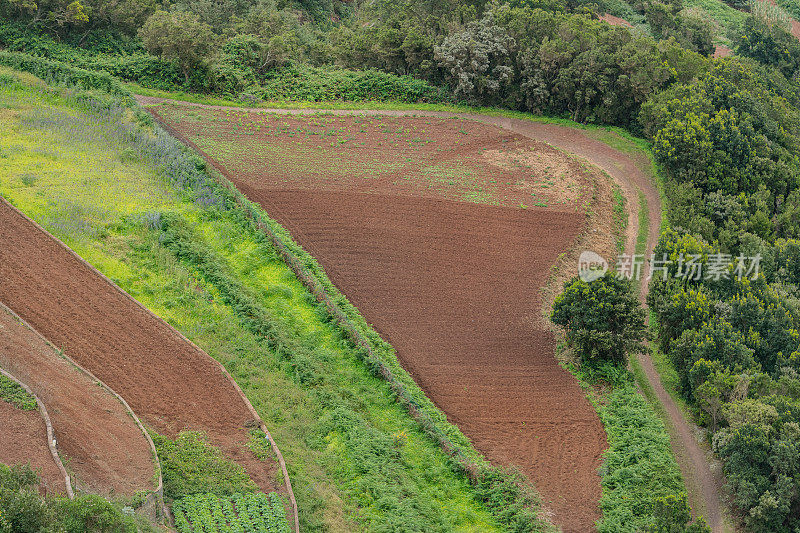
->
[0, 305, 155, 497]
[144, 97, 731, 532]
[0, 399, 65, 495]
[150, 105, 595, 212]
[714, 45, 733, 58]
[600, 13, 633, 27]
[0, 200, 276, 494]
[150, 103, 609, 532]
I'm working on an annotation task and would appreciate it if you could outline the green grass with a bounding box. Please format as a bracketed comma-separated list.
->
[637, 191, 649, 257]
[684, 0, 747, 46]
[151, 431, 258, 501]
[0, 70, 532, 533]
[612, 185, 627, 253]
[0, 373, 37, 411]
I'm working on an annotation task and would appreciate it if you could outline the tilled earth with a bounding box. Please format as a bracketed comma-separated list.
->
[0, 200, 276, 494]
[154, 104, 608, 532]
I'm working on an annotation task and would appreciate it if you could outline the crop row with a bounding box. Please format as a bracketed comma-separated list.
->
[172, 492, 289, 533]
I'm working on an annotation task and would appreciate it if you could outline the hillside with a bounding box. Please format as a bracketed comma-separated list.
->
[0, 0, 799, 531]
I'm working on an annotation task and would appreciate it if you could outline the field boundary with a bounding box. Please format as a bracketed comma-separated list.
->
[0, 298, 165, 519]
[0, 196, 299, 533]
[0, 365, 73, 498]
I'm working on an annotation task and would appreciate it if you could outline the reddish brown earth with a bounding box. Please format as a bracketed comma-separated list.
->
[0, 200, 276, 493]
[714, 45, 733, 58]
[0, 399, 65, 495]
[600, 13, 633, 27]
[151, 104, 608, 532]
[0, 305, 155, 497]
[150, 106, 595, 213]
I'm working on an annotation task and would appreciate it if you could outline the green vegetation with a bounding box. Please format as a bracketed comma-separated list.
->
[599, 383, 707, 532]
[554, 282, 709, 532]
[684, 0, 747, 44]
[775, 0, 800, 20]
[173, 492, 290, 533]
[552, 273, 648, 365]
[0, 464, 140, 533]
[0, 65, 551, 532]
[1, 0, 714, 127]
[151, 431, 258, 501]
[735, 8, 800, 80]
[613, 186, 628, 253]
[644, 53, 800, 530]
[0, 373, 37, 411]
[2, 0, 800, 526]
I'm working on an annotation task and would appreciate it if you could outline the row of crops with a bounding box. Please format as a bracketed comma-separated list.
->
[172, 492, 290, 533]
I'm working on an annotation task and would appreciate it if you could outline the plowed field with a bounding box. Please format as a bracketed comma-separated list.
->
[0, 304, 155, 497]
[0, 398, 65, 495]
[0, 200, 275, 493]
[152, 104, 607, 531]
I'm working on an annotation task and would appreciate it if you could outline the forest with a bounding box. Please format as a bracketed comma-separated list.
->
[1, 0, 799, 530]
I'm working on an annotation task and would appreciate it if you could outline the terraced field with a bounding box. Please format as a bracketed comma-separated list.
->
[0, 303, 157, 497]
[150, 102, 615, 531]
[0, 199, 278, 496]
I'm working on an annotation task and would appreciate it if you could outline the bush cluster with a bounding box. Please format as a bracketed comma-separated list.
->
[0, 464, 138, 533]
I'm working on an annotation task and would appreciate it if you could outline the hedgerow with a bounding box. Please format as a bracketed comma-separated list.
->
[259, 64, 449, 103]
[0, 50, 133, 104]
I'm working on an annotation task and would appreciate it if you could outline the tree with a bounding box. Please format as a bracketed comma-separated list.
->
[139, 10, 217, 83]
[645, 492, 711, 532]
[434, 12, 515, 103]
[551, 272, 647, 365]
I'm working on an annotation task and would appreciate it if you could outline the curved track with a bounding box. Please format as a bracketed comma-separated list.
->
[139, 96, 727, 532]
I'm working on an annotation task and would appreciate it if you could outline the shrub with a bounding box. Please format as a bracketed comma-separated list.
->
[151, 431, 257, 500]
[55, 495, 137, 533]
[551, 273, 648, 365]
[0, 374, 37, 411]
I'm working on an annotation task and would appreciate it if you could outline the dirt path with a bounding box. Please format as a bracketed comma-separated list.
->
[0, 199, 277, 497]
[139, 96, 728, 531]
[0, 303, 156, 497]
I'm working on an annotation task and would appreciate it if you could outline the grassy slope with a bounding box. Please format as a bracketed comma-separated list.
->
[0, 72, 510, 532]
[684, 0, 746, 46]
